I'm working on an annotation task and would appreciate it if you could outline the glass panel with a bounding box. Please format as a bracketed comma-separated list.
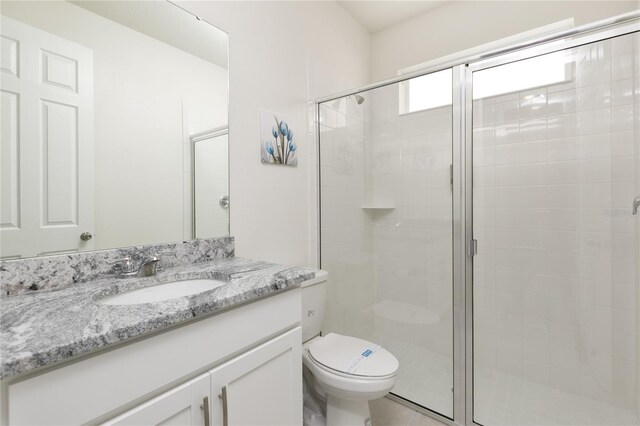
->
[319, 70, 454, 417]
[472, 32, 640, 425]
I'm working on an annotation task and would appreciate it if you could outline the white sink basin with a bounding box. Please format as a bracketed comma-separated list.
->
[99, 279, 226, 306]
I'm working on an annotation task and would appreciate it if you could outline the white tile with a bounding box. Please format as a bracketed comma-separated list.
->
[610, 130, 636, 157]
[547, 89, 576, 115]
[547, 114, 577, 139]
[612, 157, 634, 182]
[611, 79, 634, 106]
[577, 108, 611, 135]
[519, 118, 546, 142]
[576, 46, 611, 87]
[519, 90, 547, 119]
[494, 99, 520, 123]
[612, 53, 634, 81]
[611, 104, 634, 131]
[546, 137, 578, 161]
[493, 121, 519, 145]
[578, 158, 611, 183]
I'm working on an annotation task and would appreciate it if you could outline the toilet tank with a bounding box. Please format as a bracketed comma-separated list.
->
[301, 270, 328, 342]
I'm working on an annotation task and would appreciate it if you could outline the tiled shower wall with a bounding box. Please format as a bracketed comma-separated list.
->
[321, 86, 454, 358]
[320, 83, 455, 415]
[367, 86, 455, 414]
[319, 100, 375, 338]
[368, 84, 454, 360]
[472, 33, 639, 410]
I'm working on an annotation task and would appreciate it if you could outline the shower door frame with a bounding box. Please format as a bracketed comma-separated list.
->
[463, 19, 640, 426]
[314, 11, 640, 426]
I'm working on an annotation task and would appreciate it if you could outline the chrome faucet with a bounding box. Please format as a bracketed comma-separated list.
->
[633, 195, 640, 216]
[137, 256, 160, 277]
[109, 255, 160, 278]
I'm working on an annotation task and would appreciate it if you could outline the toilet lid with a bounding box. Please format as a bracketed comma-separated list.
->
[308, 333, 399, 378]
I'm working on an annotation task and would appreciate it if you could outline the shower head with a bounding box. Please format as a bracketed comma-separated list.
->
[347, 94, 365, 105]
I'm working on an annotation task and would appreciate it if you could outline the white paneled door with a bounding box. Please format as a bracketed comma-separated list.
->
[0, 17, 94, 259]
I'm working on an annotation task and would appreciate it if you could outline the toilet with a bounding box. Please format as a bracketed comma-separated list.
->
[301, 270, 399, 426]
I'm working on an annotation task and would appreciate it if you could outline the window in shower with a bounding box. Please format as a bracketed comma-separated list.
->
[401, 51, 572, 117]
[319, 69, 455, 418]
[400, 69, 453, 114]
[471, 31, 640, 426]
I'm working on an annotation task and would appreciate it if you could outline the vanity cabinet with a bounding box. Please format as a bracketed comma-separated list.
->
[104, 374, 210, 426]
[2, 288, 302, 425]
[209, 327, 301, 426]
[103, 328, 301, 426]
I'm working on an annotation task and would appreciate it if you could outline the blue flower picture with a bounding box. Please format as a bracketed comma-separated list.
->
[260, 110, 298, 166]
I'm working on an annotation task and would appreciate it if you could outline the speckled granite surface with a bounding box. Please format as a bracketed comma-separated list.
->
[0, 257, 315, 380]
[1, 237, 235, 297]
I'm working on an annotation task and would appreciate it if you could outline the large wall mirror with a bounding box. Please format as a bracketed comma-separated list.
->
[0, 0, 229, 259]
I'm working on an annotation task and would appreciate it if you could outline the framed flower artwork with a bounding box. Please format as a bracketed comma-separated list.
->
[260, 110, 298, 166]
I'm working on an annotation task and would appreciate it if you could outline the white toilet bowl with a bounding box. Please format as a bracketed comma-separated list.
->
[302, 333, 398, 426]
[301, 271, 399, 426]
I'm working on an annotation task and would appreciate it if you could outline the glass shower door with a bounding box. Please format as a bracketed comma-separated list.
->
[319, 69, 455, 418]
[471, 31, 640, 425]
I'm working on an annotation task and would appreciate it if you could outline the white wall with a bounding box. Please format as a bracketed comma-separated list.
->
[371, 1, 639, 81]
[177, 1, 370, 266]
[2, 1, 228, 250]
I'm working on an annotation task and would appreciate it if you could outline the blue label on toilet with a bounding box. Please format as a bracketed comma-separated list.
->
[347, 344, 381, 374]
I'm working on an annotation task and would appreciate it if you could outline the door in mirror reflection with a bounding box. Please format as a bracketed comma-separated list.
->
[0, 17, 94, 258]
[193, 131, 229, 239]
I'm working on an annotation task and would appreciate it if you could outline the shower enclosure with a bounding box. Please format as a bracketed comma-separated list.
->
[318, 14, 639, 426]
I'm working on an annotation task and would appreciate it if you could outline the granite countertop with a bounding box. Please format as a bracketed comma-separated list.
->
[0, 257, 316, 380]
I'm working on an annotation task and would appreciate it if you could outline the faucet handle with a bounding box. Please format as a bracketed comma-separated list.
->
[154, 251, 177, 271]
[108, 257, 137, 276]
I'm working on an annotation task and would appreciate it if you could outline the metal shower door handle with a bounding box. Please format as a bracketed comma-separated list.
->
[219, 195, 230, 209]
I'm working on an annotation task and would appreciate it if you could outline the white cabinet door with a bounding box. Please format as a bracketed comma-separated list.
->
[209, 327, 302, 426]
[103, 374, 210, 426]
[0, 16, 94, 259]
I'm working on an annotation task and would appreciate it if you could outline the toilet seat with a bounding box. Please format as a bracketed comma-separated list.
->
[302, 337, 398, 401]
[308, 333, 398, 378]
[302, 333, 398, 401]
[307, 351, 396, 381]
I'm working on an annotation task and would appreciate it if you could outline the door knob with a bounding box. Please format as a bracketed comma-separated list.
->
[219, 195, 230, 209]
[80, 232, 93, 241]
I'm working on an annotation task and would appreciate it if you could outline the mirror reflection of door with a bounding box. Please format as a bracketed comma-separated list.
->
[192, 130, 228, 239]
[0, 17, 94, 259]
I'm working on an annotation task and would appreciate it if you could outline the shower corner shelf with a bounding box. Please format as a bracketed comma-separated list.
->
[361, 204, 395, 210]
